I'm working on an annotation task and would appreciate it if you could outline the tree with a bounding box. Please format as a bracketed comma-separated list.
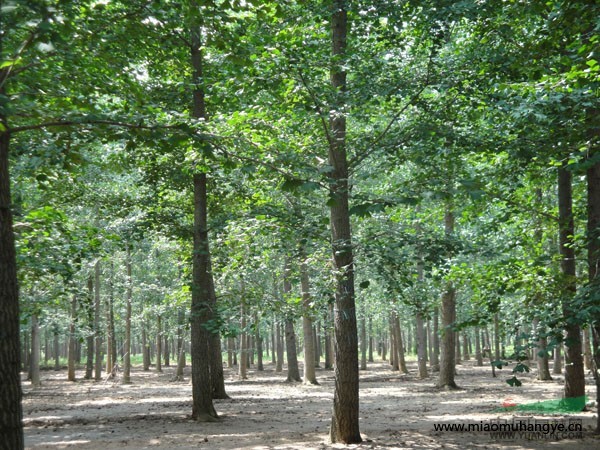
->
[327, 0, 361, 443]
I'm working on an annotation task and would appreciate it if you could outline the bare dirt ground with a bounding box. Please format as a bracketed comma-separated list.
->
[23, 359, 599, 450]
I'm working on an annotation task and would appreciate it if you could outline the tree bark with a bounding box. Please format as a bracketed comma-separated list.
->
[328, 1, 361, 443]
[255, 313, 264, 371]
[553, 342, 563, 375]
[431, 307, 440, 371]
[474, 327, 483, 366]
[94, 260, 103, 380]
[360, 314, 367, 371]
[275, 320, 283, 372]
[0, 126, 23, 449]
[438, 204, 457, 388]
[300, 254, 317, 384]
[123, 245, 132, 383]
[534, 319, 552, 381]
[587, 135, 600, 429]
[239, 294, 247, 380]
[67, 294, 77, 382]
[84, 275, 94, 379]
[416, 313, 428, 378]
[368, 318, 374, 363]
[558, 167, 585, 400]
[156, 315, 162, 373]
[30, 314, 41, 387]
[190, 172, 218, 421]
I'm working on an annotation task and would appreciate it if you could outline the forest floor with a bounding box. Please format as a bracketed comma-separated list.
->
[23, 359, 599, 450]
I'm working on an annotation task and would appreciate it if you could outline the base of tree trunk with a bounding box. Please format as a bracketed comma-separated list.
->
[191, 412, 220, 423]
[170, 375, 185, 382]
[304, 379, 319, 386]
[436, 381, 460, 390]
[286, 376, 302, 383]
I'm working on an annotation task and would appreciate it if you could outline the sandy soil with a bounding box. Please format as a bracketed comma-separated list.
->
[22, 359, 599, 449]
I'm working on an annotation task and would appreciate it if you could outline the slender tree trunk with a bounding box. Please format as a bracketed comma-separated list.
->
[94, 261, 103, 380]
[30, 315, 41, 387]
[142, 325, 150, 371]
[431, 308, 440, 371]
[188, 17, 220, 419]
[328, 3, 360, 443]
[123, 245, 132, 383]
[455, 331, 461, 364]
[368, 318, 374, 363]
[156, 315, 162, 373]
[416, 313, 428, 378]
[227, 337, 234, 368]
[85, 275, 94, 379]
[415, 245, 427, 378]
[271, 320, 276, 366]
[462, 333, 469, 361]
[553, 341, 562, 374]
[53, 330, 60, 371]
[394, 314, 408, 373]
[300, 254, 317, 384]
[583, 328, 593, 371]
[558, 167, 585, 401]
[534, 319, 552, 381]
[314, 325, 321, 367]
[67, 294, 77, 382]
[285, 318, 301, 382]
[360, 314, 367, 371]
[275, 320, 283, 372]
[586, 140, 600, 430]
[324, 306, 333, 370]
[255, 313, 263, 371]
[474, 327, 483, 366]
[239, 295, 247, 380]
[0, 94, 24, 448]
[190, 171, 218, 421]
[438, 203, 458, 388]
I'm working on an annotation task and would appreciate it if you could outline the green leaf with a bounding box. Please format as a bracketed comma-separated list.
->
[506, 376, 522, 387]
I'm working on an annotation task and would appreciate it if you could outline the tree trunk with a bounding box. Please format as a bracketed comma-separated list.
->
[284, 319, 301, 382]
[534, 319, 552, 381]
[188, 16, 221, 419]
[142, 325, 150, 371]
[368, 318, 374, 363]
[54, 331, 60, 371]
[275, 321, 283, 372]
[474, 327, 483, 366]
[30, 315, 41, 387]
[416, 313, 428, 378]
[587, 143, 600, 430]
[156, 315, 162, 373]
[438, 203, 458, 388]
[328, 2, 360, 443]
[239, 294, 247, 380]
[85, 275, 94, 379]
[324, 305, 333, 370]
[390, 315, 398, 370]
[0, 120, 23, 448]
[395, 314, 408, 373]
[462, 333, 470, 361]
[123, 245, 132, 383]
[360, 314, 367, 371]
[190, 172, 218, 421]
[558, 167, 585, 400]
[431, 308, 440, 371]
[255, 313, 264, 371]
[67, 294, 77, 382]
[553, 342, 563, 374]
[300, 254, 317, 384]
[94, 260, 103, 380]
